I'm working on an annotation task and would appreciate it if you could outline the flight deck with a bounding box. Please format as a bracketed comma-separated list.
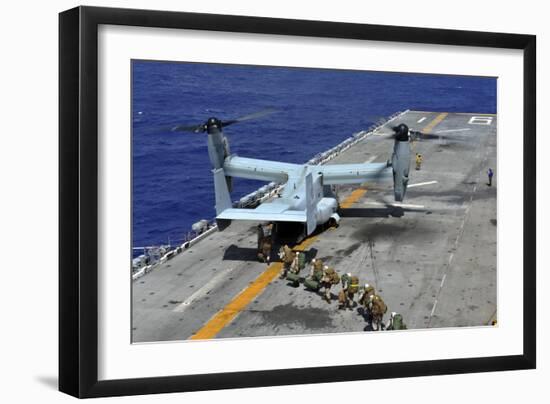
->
[132, 110, 497, 342]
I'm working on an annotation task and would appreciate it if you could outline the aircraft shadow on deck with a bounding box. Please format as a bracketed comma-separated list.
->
[222, 244, 320, 263]
[339, 207, 406, 218]
[222, 244, 260, 262]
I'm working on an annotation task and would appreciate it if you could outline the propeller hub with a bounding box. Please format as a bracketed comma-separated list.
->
[393, 123, 409, 141]
[206, 117, 222, 133]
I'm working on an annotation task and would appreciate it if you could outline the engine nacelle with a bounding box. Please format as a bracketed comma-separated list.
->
[315, 197, 339, 225]
[391, 138, 411, 202]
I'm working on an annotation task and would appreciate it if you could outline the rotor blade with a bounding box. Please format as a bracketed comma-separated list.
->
[169, 123, 205, 133]
[371, 128, 397, 139]
[410, 129, 477, 144]
[432, 128, 472, 135]
[222, 108, 278, 127]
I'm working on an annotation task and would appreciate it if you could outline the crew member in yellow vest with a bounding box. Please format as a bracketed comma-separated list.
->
[415, 153, 423, 170]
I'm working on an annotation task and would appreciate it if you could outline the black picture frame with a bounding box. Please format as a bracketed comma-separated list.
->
[59, 5, 536, 398]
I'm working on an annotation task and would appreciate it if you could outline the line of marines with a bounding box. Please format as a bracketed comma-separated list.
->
[256, 223, 406, 331]
[274, 242, 407, 331]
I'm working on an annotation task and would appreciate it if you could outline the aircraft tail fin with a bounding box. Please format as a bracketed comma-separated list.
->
[213, 167, 233, 216]
[305, 172, 317, 235]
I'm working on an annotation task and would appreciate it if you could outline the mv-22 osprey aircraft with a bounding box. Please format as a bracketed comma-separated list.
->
[171, 110, 412, 239]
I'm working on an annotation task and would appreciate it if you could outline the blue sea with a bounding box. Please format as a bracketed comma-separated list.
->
[132, 61, 496, 249]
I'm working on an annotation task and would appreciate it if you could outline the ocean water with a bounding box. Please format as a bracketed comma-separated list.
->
[132, 61, 496, 249]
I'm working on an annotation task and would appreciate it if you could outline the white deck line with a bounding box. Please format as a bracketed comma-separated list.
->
[363, 155, 379, 164]
[173, 266, 236, 313]
[435, 128, 471, 134]
[408, 180, 438, 188]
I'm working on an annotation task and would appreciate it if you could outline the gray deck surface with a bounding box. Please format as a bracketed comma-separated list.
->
[132, 111, 497, 342]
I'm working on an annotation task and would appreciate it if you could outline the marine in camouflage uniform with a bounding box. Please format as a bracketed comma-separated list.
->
[309, 258, 323, 280]
[309, 258, 324, 279]
[358, 284, 376, 323]
[338, 273, 360, 310]
[302, 258, 325, 291]
[256, 224, 273, 263]
[283, 251, 306, 286]
[290, 251, 304, 275]
[358, 283, 376, 307]
[278, 245, 296, 279]
[320, 266, 340, 303]
[260, 237, 272, 263]
[368, 294, 388, 331]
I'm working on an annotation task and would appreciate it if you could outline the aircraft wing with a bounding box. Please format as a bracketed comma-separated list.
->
[316, 162, 392, 185]
[223, 156, 301, 183]
[224, 157, 393, 186]
[217, 209, 307, 222]
[217, 201, 307, 223]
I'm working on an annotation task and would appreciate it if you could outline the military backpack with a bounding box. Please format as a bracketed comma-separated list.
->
[298, 252, 306, 270]
[392, 314, 407, 330]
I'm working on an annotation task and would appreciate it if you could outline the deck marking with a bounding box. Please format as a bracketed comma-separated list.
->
[468, 116, 493, 125]
[189, 234, 318, 340]
[408, 180, 438, 188]
[426, 122, 494, 327]
[430, 300, 438, 317]
[435, 128, 471, 134]
[363, 155, 378, 163]
[363, 201, 425, 209]
[339, 188, 367, 209]
[422, 113, 448, 134]
[173, 267, 235, 313]
[189, 188, 367, 340]
[417, 117, 427, 123]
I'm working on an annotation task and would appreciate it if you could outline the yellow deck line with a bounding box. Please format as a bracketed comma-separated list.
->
[421, 112, 448, 134]
[189, 188, 367, 340]
[189, 235, 319, 340]
[339, 188, 367, 209]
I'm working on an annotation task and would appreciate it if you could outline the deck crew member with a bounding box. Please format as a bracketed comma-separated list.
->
[487, 168, 494, 186]
[415, 153, 423, 170]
